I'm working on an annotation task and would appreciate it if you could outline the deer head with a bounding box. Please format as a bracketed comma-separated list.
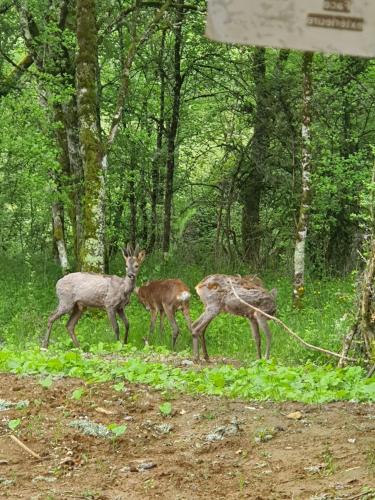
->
[122, 243, 146, 280]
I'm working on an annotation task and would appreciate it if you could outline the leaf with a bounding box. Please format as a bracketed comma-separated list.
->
[107, 423, 127, 437]
[71, 388, 84, 400]
[8, 418, 21, 431]
[159, 402, 172, 416]
[39, 376, 53, 389]
[112, 382, 125, 392]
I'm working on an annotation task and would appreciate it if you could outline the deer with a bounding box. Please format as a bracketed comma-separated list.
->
[134, 279, 192, 348]
[43, 244, 146, 348]
[192, 274, 276, 362]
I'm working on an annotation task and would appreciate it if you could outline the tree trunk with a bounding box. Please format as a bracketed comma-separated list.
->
[293, 52, 313, 307]
[149, 29, 166, 252]
[128, 152, 137, 249]
[139, 165, 148, 246]
[339, 160, 375, 366]
[163, 1, 184, 253]
[51, 201, 69, 273]
[76, 0, 105, 272]
[62, 98, 84, 268]
[240, 47, 268, 265]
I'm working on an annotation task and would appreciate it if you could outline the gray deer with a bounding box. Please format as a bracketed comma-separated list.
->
[192, 274, 276, 362]
[43, 244, 146, 348]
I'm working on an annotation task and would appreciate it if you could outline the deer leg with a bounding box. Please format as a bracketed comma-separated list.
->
[248, 317, 262, 359]
[144, 309, 158, 345]
[163, 305, 180, 350]
[107, 308, 120, 341]
[117, 308, 129, 344]
[200, 329, 209, 361]
[192, 308, 219, 362]
[159, 310, 165, 334]
[257, 314, 272, 360]
[66, 306, 82, 348]
[181, 303, 193, 332]
[43, 304, 73, 348]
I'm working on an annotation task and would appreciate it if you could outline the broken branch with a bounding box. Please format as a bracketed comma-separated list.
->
[9, 434, 41, 460]
[228, 279, 358, 363]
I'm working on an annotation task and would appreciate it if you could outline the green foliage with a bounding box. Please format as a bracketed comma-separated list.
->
[8, 418, 21, 431]
[39, 376, 53, 389]
[107, 423, 127, 438]
[0, 345, 374, 404]
[71, 387, 84, 400]
[159, 402, 172, 417]
[0, 256, 356, 364]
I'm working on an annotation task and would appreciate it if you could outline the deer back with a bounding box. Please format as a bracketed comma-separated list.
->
[136, 279, 190, 312]
[196, 274, 276, 317]
[56, 272, 131, 309]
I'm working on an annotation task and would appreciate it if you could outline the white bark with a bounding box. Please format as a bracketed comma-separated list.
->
[52, 201, 70, 273]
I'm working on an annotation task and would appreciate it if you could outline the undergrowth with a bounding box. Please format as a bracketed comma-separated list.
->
[0, 344, 374, 403]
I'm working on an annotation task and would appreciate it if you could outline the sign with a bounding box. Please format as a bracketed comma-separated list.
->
[206, 1, 375, 57]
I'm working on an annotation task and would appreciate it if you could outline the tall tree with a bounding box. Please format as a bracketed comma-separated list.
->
[163, 0, 184, 253]
[293, 52, 313, 307]
[148, 28, 166, 252]
[76, 0, 105, 272]
[240, 47, 269, 265]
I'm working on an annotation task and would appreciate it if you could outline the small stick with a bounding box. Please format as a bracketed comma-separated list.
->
[9, 435, 41, 459]
[367, 363, 375, 378]
[228, 279, 358, 363]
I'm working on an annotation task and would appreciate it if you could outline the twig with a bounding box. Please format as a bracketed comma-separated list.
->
[367, 363, 375, 378]
[228, 279, 358, 363]
[9, 435, 41, 459]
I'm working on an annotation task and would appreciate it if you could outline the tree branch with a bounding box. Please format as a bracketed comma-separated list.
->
[228, 279, 358, 363]
[106, 0, 173, 150]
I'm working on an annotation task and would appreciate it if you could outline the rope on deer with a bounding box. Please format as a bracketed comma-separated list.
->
[228, 279, 358, 363]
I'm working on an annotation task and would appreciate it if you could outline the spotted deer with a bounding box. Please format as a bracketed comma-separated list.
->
[43, 244, 146, 348]
[192, 274, 276, 361]
[134, 279, 192, 348]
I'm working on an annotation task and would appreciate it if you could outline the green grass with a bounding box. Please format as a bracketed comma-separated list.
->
[0, 344, 374, 403]
[0, 255, 373, 403]
[0, 254, 355, 366]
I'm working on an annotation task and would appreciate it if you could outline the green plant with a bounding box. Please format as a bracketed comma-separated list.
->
[322, 446, 336, 475]
[159, 402, 172, 417]
[107, 423, 127, 438]
[112, 382, 125, 392]
[39, 376, 53, 389]
[8, 418, 21, 431]
[71, 388, 85, 400]
[254, 427, 275, 443]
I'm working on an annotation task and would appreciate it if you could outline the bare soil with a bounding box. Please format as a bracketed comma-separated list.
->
[0, 373, 374, 500]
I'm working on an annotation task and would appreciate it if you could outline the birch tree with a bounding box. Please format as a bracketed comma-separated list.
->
[293, 52, 313, 307]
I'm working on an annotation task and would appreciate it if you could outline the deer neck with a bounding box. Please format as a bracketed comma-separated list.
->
[123, 275, 136, 293]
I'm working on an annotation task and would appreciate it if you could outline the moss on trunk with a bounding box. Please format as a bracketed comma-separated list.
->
[76, 0, 105, 272]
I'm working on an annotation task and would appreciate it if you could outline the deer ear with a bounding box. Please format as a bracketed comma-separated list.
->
[134, 243, 140, 256]
[137, 250, 146, 263]
[122, 247, 129, 259]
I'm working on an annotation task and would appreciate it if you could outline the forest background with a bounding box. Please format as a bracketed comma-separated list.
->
[1, 0, 375, 367]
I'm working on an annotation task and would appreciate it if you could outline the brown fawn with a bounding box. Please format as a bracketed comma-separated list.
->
[134, 279, 192, 348]
[192, 274, 276, 361]
[44, 244, 145, 348]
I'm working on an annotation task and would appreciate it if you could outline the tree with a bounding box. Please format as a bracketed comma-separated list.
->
[163, 0, 184, 253]
[76, 0, 105, 272]
[293, 52, 313, 307]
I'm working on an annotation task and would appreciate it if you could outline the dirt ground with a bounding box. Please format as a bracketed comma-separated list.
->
[0, 373, 374, 500]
